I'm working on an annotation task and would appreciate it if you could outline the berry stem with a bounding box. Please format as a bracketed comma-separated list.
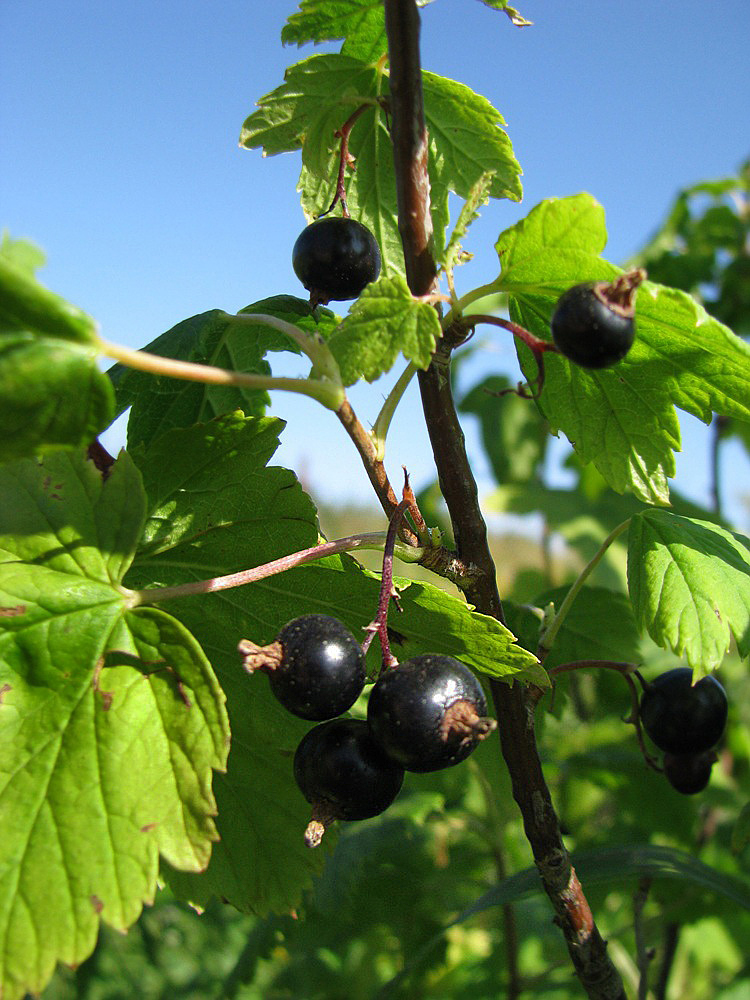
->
[456, 313, 559, 398]
[547, 659, 639, 680]
[457, 313, 557, 356]
[126, 531, 424, 607]
[318, 103, 376, 219]
[362, 490, 413, 669]
[537, 518, 632, 661]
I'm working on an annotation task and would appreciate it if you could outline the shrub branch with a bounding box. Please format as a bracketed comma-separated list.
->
[384, 3, 627, 997]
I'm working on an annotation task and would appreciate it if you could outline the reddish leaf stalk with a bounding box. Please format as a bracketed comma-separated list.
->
[129, 531, 412, 605]
[384, 3, 626, 997]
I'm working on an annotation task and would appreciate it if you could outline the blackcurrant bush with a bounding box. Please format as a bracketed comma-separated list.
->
[238, 613, 365, 721]
[367, 654, 496, 773]
[550, 270, 644, 369]
[293, 718, 404, 847]
[662, 751, 716, 795]
[639, 667, 727, 755]
[292, 216, 381, 305]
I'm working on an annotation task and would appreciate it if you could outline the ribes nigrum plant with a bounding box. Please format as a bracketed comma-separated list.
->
[639, 667, 728, 755]
[662, 750, 717, 795]
[238, 613, 366, 721]
[293, 717, 405, 847]
[366, 654, 496, 772]
[292, 216, 381, 305]
[550, 269, 644, 369]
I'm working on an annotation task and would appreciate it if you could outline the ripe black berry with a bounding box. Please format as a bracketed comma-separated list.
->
[550, 270, 644, 369]
[639, 667, 728, 755]
[292, 216, 381, 305]
[662, 751, 716, 795]
[366, 654, 496, 773]
[293, 718, 404, 846]
[238, 614, 365, 721]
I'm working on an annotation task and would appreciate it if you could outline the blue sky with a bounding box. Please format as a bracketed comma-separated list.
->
[3, 0, 750, 528]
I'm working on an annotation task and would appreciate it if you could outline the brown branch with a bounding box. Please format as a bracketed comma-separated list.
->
[384, 0, 439, 297]
[336, 398, 417, 538]
[384, 3, 626, 997]
[335, 397, 477, 589]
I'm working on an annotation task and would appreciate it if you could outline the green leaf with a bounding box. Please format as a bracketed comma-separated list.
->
[476, 0, 533, 25]
[242, 54, 521, 279]
[628, 509, 750, 673]
[241, 53, 403, 275]
[0, 243, 113, 462]
[497, 192, 612, 293]
[389, 574, 545, 685]
[0, 231, 46, 277]
[442, 170, 495, 275]
[0, 446, 145, 580]
[282, 0, 389, 61]
[110, 297, 338, 448]
[130, 411, 316, 572]
[504, 586, 641, 670]
[493, 193, 750, 503]
[280, 1, 440, 61]
[732, 802, 750, 857]
[380, 844, 750, 996]
[0, 254, 97, 344]
[327, 275, 442, 384]
[458, 373, 548, 485]
[127, 412, 330, 913]
[422, 71, 522, 206]
[0, 451, 228, 1000]
[0, 330, 115, 463]
[240, 54, 380, 161]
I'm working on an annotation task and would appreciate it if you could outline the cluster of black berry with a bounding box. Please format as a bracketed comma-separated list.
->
[239, 614, 495, 846]
[639, 667, 728, 794]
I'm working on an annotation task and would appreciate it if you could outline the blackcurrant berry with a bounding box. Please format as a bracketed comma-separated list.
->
[639, 667, 727, 755]
[366, 654, 496, 773]
[292, 216, 381, 305]
[662, 751, 716, 795]
[550, 270, 644, 369]
[293, 718, 404, 847]
[238, 614, 365, 721]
